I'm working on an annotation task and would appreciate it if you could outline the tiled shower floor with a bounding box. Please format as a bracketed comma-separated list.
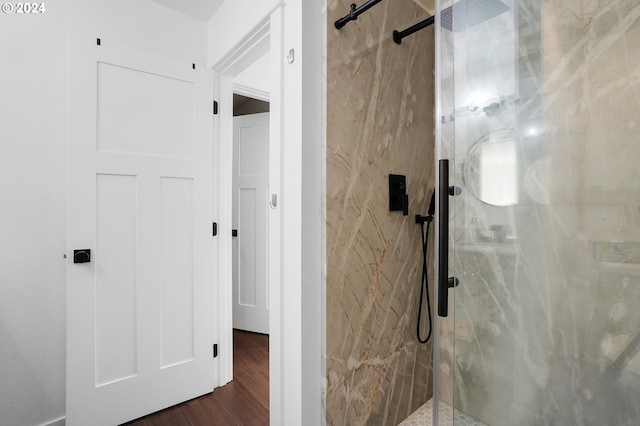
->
[398, 398, 488, 426]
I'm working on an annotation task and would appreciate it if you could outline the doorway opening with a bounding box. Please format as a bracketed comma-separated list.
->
[233, 94, 269, 116]
[232, 93, 270, 335]
[231, 90, 270, 413]
[230, 33, 271, 409]
[216, 27, 273, 418]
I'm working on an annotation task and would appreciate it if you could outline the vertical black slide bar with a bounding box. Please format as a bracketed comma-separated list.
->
[438, 160, 450, 317]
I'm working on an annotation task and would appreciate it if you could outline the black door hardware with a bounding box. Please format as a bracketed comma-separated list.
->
[437, 160, 461, 317]
[73, 249, 91, 264]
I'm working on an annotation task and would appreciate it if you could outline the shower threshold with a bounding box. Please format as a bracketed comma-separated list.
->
[398, 398, 487, 426]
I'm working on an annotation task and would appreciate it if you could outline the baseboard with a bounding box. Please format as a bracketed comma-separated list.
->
[41, 416, 65, 426]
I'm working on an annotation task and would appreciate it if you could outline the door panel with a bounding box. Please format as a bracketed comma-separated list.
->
[160, 177, 195, 368]
[95, 173, 138, 386]
[239, 187, 258, 306]
[97, 61, 195, 158]
[67, 36, 213, 425]
[232, 113, 269, 334]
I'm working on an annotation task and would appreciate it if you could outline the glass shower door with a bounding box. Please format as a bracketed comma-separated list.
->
[435, 0, 640, 425]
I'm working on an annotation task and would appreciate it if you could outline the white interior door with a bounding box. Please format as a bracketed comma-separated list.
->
[66, 36, 214, 426]
[232, 112, 269, 334]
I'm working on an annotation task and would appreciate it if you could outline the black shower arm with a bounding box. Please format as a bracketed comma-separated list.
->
[393, 15, 435, 44]
[334, 0, 383, 29]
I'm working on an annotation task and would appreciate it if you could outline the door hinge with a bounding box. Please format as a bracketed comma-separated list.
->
[213, 344, 218, 358]
[212, 222, 218, 236]
[213, 101, 219, 115]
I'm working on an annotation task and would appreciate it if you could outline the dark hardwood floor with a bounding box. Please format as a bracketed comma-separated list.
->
[125, 330, 269, 426]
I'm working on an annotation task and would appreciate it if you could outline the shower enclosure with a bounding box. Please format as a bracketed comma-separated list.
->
[433, 0, 640, 424]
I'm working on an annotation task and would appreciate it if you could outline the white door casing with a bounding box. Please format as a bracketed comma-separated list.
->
[210, 1, 323, 423]
[66, 36, 214, 425]
[210, 18, 271, 389]
[233, 112, 270, 334]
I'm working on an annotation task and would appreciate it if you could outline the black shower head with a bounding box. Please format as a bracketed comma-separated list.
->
[441, 0, 510, 33]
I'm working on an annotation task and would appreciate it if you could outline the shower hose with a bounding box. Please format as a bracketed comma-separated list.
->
[417, 208, 433, 344]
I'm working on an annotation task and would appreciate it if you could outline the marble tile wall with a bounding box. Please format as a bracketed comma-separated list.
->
[326, 1, 436, 425]
[438, 1, 640, 425]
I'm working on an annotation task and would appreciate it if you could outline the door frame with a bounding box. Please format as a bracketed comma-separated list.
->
[211, 2, 324, 423]
[211, 16, 270, 387]
[211, 8, 290, 424]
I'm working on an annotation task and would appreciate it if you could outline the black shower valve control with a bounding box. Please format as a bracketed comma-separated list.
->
[389, 174, 409, 216]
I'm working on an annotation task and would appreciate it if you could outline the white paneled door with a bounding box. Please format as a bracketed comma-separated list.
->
[66, 37, 214, 426]
[232, 113, 269, 334]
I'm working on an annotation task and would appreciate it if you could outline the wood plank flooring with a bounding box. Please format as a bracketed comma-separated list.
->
[124, 330, 269, 426]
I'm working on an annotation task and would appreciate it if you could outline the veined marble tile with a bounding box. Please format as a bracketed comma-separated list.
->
[327, 0, 436, 425]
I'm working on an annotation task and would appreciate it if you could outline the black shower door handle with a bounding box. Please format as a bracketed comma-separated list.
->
[438, 159, 458, 317]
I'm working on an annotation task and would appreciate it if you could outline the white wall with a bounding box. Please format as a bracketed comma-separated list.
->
[0, 7, 67, 426]
[0, 2, 206, 425]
